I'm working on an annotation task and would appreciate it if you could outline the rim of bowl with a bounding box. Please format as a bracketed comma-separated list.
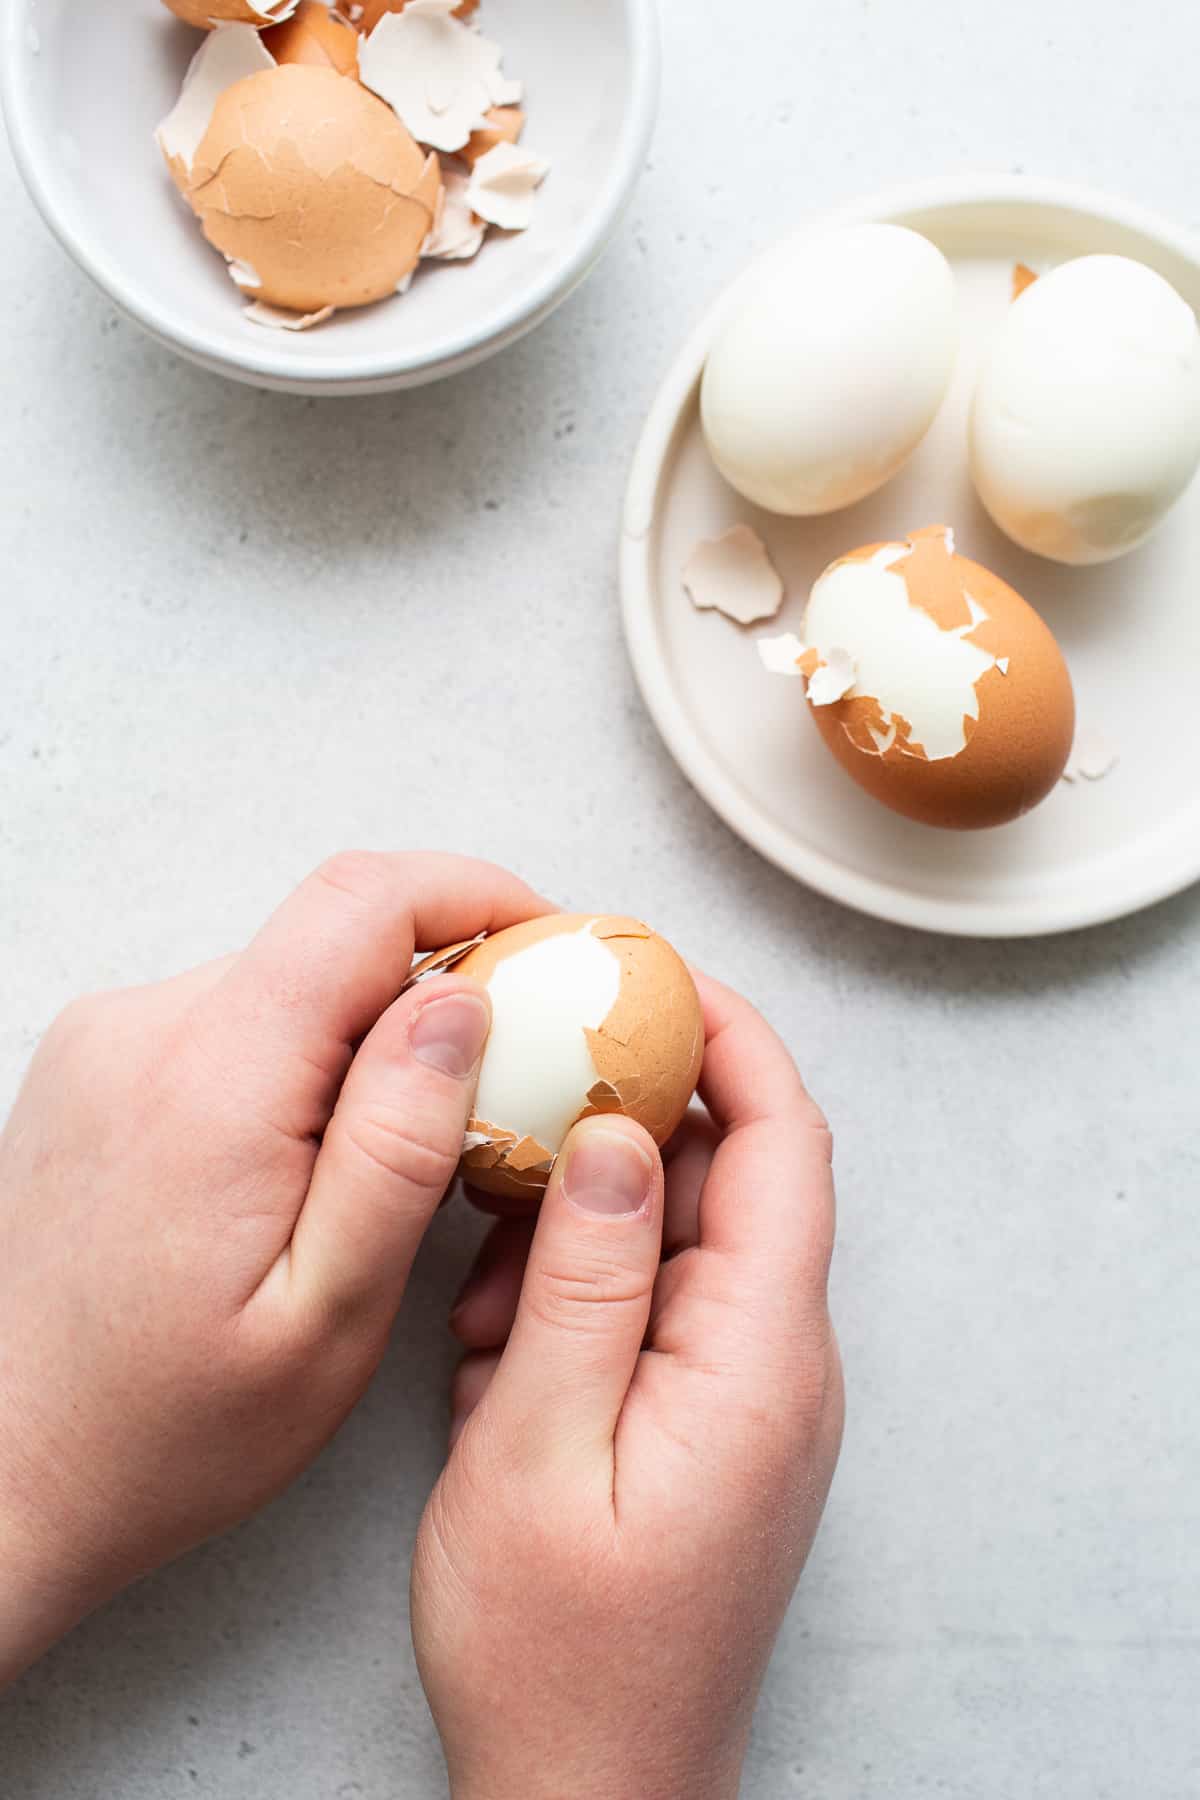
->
[0, 0, 661, 389]
[619, 172, 1200, 939]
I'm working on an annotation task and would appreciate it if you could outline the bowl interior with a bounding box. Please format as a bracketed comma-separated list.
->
[5, 0, 649, 386]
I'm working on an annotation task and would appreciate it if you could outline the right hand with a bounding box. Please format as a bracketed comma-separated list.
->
[413, 973, 844, 1800]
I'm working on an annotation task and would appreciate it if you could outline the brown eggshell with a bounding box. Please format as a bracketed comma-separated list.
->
[460, 105, 525, 170]
[452, 914, 704, 1202]
[807, 527, 1075, 829]
[261, 1, 360, 74]
[162, 0, 297, 26]
[343, 0, 478, 29]
[186, 65, 441, 312]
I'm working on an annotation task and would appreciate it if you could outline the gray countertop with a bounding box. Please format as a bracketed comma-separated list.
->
[2, 1, 1199, 1795]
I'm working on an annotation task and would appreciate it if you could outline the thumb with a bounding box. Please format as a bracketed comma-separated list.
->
[482, 1116, 664, 1470]
[286, 975, 492, 1322]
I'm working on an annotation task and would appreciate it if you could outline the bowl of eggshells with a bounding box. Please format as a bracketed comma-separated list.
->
[1, 0, 660, 392]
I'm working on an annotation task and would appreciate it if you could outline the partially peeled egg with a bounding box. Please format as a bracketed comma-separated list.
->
[416, 915, 704, 1201]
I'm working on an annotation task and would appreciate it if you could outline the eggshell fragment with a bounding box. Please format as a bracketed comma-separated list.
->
[344, 0, 477, 28]
[358, 0, 521, 154]
[422, 171, 487, 261]
[465, 143, 549, 231]
[243, 299, 335, 330]
[156, 23, 275, 188]
[461, 105, 525, 170]
[1062, 729, 1119, 784]
[161, 0, 298, 27]
[765, 526, 1075, 830]
[1011, 262, 1038, 301]
[446, 915, 703, 1201]
[682, 524, 784, 626]
[187, 65, 441, 312]
[261, 1, 359, 74]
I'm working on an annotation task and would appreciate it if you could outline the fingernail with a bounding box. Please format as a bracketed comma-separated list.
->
[410, 994, 490, 1079]
[563, 1130, 653, 1218]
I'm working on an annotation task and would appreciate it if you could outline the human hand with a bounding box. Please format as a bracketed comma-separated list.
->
[0, 851, 549, 1687]
[412, 974, 843, 1800]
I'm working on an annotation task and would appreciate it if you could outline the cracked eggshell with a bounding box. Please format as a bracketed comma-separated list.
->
[358, 0, 521, 154]
[261, 1, 360, 73]
[796, 526, 1075, 830]
[451, 915, 704, 1201]
[970, 254, 1200, 565]
[701, 224, 957, 515]
[186, 65, 441, 312]
[344, 0, 477, 28]
[157, 23, 276, 191]
[161, 0, 299, 27]
[461, 105, 525, 170]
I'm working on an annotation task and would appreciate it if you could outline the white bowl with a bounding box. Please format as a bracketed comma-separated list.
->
[1, 0, 659, 394]
[620, 176, 1200, 938]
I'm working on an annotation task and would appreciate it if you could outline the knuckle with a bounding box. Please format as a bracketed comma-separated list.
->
[527, 1254, 655, 1333]
[343, 1101, 460, 1191]
[312, 849, 387, 905]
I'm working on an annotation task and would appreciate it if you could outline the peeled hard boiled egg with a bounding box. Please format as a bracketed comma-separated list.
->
[761, 527, 1075, 829]
[970, 255, 1200, 565]
[418, 915, 704, 1201]
[700, 224, 958, 516]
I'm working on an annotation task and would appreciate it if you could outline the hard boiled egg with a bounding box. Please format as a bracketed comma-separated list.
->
[414, 915, 704, 1201]
[970, 255, 1200, 565]
[760, 527, 1075, 829]
[701, 224, 958, 515]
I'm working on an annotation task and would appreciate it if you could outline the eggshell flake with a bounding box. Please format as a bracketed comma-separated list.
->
[460, 104, 525, 170]
[1012, 261, 1038, 301]
[157, 23, 276, 187]
[261, 1, 360, 74]
[449, 915, 704, 1201]
[422, 170, 487, 261]
[465, 142, 548, 231]
[243, 299, 335, 330]
[1062, 728, 1119, 784]
[343, 0, 477, 29]
[358, 0, 521, 154]
[161, 0, 298, 27]
[186, 65, 441, 312]
[682, 524, 784, 626]
[797, 526, 1075, 829]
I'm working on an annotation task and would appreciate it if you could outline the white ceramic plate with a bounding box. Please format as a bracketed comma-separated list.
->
[620, 177, 1200, 938]
[1, 0, 659, 393]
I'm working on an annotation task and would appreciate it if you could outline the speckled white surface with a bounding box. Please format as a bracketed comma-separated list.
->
[2, 2, 1199, 1796]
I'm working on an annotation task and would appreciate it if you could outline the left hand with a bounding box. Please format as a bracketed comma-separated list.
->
[0, 850, 549, 1686]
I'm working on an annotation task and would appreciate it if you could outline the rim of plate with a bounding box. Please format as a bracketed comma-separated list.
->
[619, 173, 1200, 939]
[0, 0, 661, 392]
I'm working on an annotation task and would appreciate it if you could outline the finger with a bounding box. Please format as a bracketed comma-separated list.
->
[662, 1108, 721, 1257]
[449, 1217, 537, 1349]
[691, 970, 836, 1296]
[482, 1116, 664, 1469]
[449, 1350, 502, 1449]
[278, 974, 492, 1323]
[191, 851, 551, 1134]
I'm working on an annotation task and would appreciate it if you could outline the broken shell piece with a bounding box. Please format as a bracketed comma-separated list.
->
[401, 935, 486, 990]
[1012, 262, 1039, 302]
[757, 632, 808, 676]
[422, 171, 487, 261]
[345, 0, 478, 29]
[460, 105, 525, 170]
[187, 65, 441, 312]
[261, 1, 360, 74]
[358, 0, 521, 155]
[243, 299, 335, 330]
[161, 0, 298, 26]
[1062, 729, 1119, 784]
[445, 915, 703, 1202]
[465, 142, 548, 231]
[156, 24, 275, 187]
[806, 647, 857, 707]
[682, 524, 784, 626]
